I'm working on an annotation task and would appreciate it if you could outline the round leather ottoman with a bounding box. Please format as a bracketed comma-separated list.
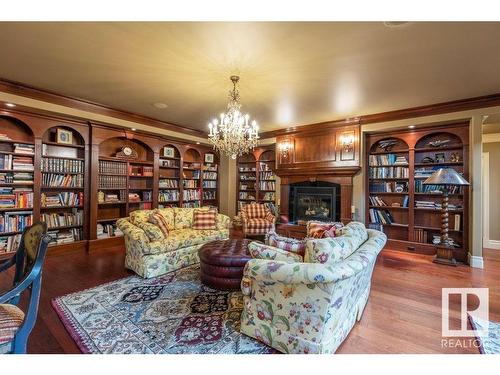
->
[198, 239, 253, 291]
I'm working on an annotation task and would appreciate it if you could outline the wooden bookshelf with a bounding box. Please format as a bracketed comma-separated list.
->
[236, 145, 276, 213]
[365, 123, 469, 263]
[158, 144, 181, 208]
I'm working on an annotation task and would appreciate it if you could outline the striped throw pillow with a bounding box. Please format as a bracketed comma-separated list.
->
[265, 231, 307, 256]
[192, 209, 217, 230]
[148, 212, 170, 237]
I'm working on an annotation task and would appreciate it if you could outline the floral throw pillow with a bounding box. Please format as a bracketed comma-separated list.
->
[306, 221, 344, 239]
[265, 231, 307, 256]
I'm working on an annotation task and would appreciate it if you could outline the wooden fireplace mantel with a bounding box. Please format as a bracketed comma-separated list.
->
[274, 122, 361, 228]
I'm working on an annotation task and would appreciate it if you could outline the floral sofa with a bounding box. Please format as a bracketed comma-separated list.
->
[117, 207, 230, 278]
[240, 221, 387, 354]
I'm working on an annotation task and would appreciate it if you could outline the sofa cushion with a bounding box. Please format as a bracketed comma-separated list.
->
[244, 203, 267, 219]
[130, 209, 154, 225]
[306, 221, 344, 239]
[246, 218, 274, 231]
[336, 221, 368, 249]
[192, 209, 217, 230]
[265, 231, 307, 256]
[0, 304, 24, 345]
[136, 221, 165, 242]
[148, 212, 170, 237]
[305, 236, 358, 265]
[173, 208, 194, 229]
[155, 208, 175, 231]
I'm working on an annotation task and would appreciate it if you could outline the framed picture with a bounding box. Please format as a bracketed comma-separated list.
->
[56, 128, 73, 145]
[163, 146, 175, 158]
[205, 153, 215, 163]
[435, 153, 445, 163]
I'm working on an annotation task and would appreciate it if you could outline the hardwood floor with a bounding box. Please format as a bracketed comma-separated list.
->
[1, 236, 498, 354]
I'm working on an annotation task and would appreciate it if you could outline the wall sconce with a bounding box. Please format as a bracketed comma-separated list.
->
[279, 139, 292, 158]
[340, 134, 354, 153]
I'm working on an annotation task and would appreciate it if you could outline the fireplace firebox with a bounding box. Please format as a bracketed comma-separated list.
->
[288, 181, 340, 223]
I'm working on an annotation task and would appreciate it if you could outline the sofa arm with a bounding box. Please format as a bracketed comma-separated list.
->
[248, 242, 303, 263]
[243, 259, 349, 285]
[216, 214, 231, 230]
[116, 218, 150, 245]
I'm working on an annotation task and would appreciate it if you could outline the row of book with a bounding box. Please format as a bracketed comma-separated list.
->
[42, 173, 84, 188]
[415, 201, 461, 210]
[98, 191, 126, 203]
[204, 164, 218, 171]
[0, 172, 33, 185]
[0, 212, 33, 233]
[369, 195, 409, 207]
[203, 191, 216, 200]
[259, 181, 276, 191]
[413, 228, 428, 244]
[414, 167, 441, 179]
[186, 170, 201, 179]
[369, 181, 408, 193]
[258, 162, 273, 171]
[369, 154, 408, 166]
[13, 144, 35, 155]
[159, 190, 180, 202]
[99, 160, 127, 175]
[183, 189, 200, 201]
[0, 188, 33, 208]
[414, 180, 463, 194]
[42, 157, 83, 174]
[239, 192, 256, 200]
[41, 192, 83, 207]
[99, 175, 127, 189]
[0, 155, 34, 171]
[239, 175, 256, 181]
[159, 179, 179, 188]
[41, 211, 83, 229]
[203, 172, 217, 180]
[202, 180, 217, 189]
[47, 228, 84, 246]
[239, 166, 256, 172]
[0, 234, 22, 253]
[262, 192, 275, 201]
[184, 163, 201, 170]
[183, 180, 199, 189]
[369, 208, 396, 225]
[97, 223, 123, 239]
[129, 165, 153, 177]
[260, 171, 275, 181]
[369, 166, 409, 179]
[183, 201, 201, 208]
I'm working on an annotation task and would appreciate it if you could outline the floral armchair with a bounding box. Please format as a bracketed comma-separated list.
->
[240, 203, 276, 237]
[240, 222, 387, 354]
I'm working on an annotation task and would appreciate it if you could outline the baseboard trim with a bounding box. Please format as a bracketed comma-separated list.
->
[468, 254, 484, 269]
[484, 239, 500, 250]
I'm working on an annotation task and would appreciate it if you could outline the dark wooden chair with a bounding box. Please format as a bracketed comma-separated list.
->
[0, 222, 50, 354]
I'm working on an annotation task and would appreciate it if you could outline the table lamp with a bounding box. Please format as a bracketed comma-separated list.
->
[423, 168, 469, 266]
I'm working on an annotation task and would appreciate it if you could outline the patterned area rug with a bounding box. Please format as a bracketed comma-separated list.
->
[469, 314, 500, 354]
[52, 265, 275, 354]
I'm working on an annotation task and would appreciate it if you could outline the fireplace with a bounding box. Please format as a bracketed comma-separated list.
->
[288, 181, 340, 223]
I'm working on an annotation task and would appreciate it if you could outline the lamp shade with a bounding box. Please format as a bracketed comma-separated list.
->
[422, 168, 470, 186]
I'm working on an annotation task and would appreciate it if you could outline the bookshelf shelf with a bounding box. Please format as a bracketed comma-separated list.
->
[365, 124, 469, 262]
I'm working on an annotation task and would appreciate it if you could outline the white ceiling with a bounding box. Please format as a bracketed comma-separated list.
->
[1, 22, 500, 133]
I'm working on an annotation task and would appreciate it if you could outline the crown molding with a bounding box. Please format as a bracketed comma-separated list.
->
[260, 92, 500, 139]
[0, 78, 206, 138]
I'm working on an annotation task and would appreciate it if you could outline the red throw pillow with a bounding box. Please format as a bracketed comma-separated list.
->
[192, 209, 217, 230]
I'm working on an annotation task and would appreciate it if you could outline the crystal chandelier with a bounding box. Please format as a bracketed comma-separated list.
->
[208, 75, 259, 159]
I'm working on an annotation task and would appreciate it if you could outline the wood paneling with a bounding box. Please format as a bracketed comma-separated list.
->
[293, 131, 336, 163]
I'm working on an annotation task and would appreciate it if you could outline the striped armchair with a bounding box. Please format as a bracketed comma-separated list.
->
[241, 203, 276, 237]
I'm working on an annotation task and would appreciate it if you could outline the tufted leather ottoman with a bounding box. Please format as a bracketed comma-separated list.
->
[198, 239, 253, 291]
